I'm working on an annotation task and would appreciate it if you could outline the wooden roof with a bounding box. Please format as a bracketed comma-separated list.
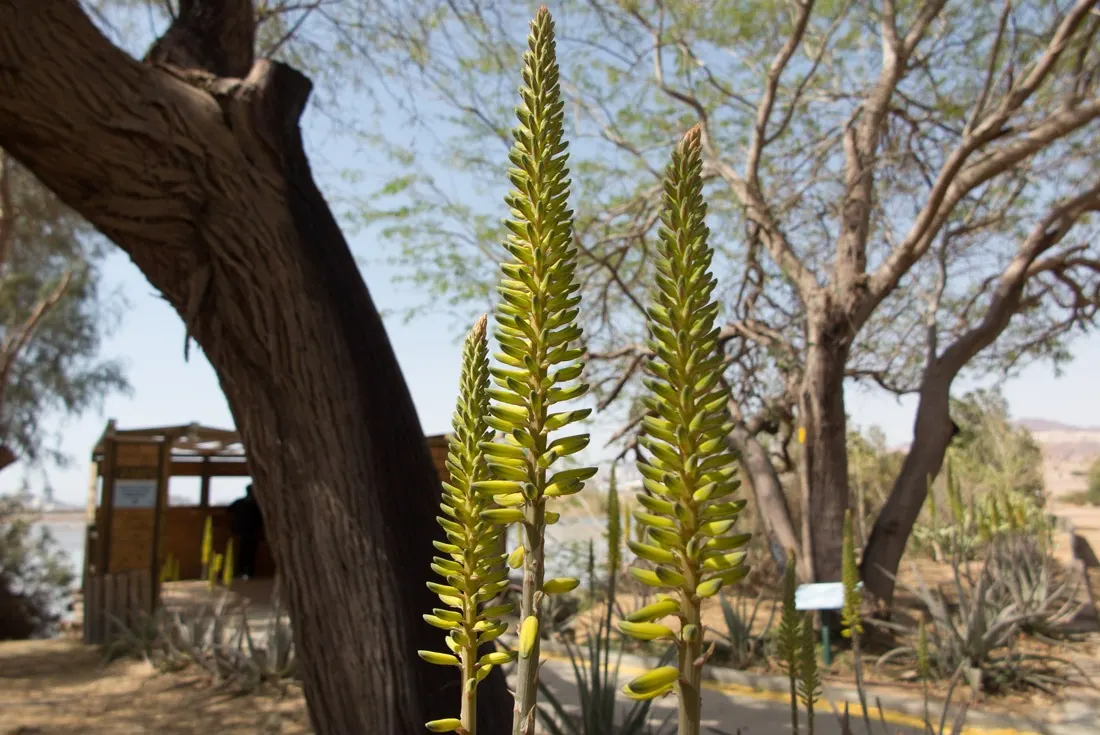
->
[91, 418, 450, 462]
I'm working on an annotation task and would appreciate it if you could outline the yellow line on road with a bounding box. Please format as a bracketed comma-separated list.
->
[538, 651, 1042, 735]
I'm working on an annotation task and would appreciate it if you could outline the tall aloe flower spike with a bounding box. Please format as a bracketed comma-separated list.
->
[419, 315, 515, 735]
[619, 127, 750, 735]
[474, 8, 595, 734]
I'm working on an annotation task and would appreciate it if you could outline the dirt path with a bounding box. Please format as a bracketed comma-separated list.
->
[0, 638, 310, 734]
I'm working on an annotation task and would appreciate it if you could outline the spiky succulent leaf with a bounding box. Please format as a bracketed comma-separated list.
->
[423, 315, 513, 731]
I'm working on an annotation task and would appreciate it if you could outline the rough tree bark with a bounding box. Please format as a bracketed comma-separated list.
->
[862, 181, 1100, 605]
[797, 314, 852, 587]
[728, 422, 801, 570]
[0, 1, 511, 732]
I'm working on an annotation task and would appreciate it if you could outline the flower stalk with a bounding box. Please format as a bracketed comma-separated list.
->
[476, 8, 594, 733]
[618, 126, 750, 735]
[419, 315, 515, 734]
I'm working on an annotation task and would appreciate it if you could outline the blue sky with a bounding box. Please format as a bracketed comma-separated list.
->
[2, 11, 1099, 506]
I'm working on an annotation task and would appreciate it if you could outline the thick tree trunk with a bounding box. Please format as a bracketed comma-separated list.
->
[0, 2, 510, 732]
[729, 425, 801, 572]
[797, 328, 851, 586]
[860, 372, 956, 607]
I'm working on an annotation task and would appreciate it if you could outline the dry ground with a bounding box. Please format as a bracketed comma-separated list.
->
[0, 638, 309, 735]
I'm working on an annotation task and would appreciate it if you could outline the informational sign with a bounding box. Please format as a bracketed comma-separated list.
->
[795, 582, 862, 611]
[114, 479, 158, 509]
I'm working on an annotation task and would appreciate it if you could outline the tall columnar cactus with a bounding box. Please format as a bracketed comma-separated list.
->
[419, 316, 515, 735]
[476, 9, 595, 732]
[617, 127, 749, 735]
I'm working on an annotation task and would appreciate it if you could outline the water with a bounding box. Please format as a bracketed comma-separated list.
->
[33, 514, 608, 592]
[37, 518, 86, 580]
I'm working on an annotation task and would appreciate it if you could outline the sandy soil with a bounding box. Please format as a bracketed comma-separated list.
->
[0, 638, 310, 735]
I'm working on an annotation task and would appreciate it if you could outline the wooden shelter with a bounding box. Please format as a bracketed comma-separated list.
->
[83, 420, 451, 606]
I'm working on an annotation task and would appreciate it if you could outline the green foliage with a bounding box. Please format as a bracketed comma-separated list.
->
[777, 551, 800, 735]
[473, 9, 595, 732]
[0, 153, 127, 473]
[108, 583, 298, 694]
[716, 590, 775, 670]
[840, 510, 862, 640]
[618, 127, 748, 734]
[606, 467, 622, 581]
[796, 614, 821, 735]
[420, 316, 514, 733]
[880, 529, 1084, 694]
[1087, 456, 1100, 505]
[536, 599, 673, 735]
[0, 490, 73, 639]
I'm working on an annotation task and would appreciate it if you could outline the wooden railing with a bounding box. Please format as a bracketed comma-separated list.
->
[82, 569, 155, 645]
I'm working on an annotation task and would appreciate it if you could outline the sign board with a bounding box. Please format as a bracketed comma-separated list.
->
[795, 582, 863, 611]
[114, 479, 158, 509]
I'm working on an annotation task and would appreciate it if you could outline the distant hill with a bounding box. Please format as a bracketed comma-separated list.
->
[1017, 418, 1100, 433]
[1015, 419, 1100, 497]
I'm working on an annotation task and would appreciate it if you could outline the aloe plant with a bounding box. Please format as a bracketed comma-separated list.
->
[222, 539, 235, 587]
[200, 515, 213, 578]
[840, 510, 870, 731]
[616, 127, 750, 735]
[419, 315, 515, 734]
[798, 613, 822, 735]
[777, 551, 800, 735]
[474, 7, 595, 733]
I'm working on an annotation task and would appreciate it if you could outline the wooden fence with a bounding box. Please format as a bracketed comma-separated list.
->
[82, 569, 155, 645]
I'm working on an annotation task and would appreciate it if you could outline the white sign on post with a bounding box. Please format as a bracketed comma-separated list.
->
[795, 582, 862, 611]
[114, 479, 158, 509]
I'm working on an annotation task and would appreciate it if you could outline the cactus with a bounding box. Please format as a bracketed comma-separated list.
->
[617, 126, 749, 735]
[420, 316, 515, 735]
[476, 8, 595, 733]
[777, 551, 800, 735]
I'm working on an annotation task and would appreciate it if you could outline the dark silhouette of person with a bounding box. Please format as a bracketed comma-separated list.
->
[228, 484, 264, 579]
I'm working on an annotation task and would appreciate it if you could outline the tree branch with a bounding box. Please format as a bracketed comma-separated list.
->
[145, 0, 255, 77]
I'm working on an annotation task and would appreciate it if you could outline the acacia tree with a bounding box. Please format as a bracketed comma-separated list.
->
[0, 1, 513, 732]
[0, 151, 127, 479]
[350, 0, 1100, 603]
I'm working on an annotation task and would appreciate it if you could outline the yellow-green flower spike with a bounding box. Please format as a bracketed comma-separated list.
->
[778, 551, 801, 735]
[620, 126, 750, 735]
[422, 315, 515, 735]
[476, 8, 595, 734]
[797, 613, 822, 735]
[222, 540, 234, 587]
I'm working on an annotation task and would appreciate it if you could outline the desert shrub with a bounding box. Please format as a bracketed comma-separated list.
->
[1087, 456, 1100, 505]
[108, 582, 298, 694]
[879, 524, 1084, 694]
[0, 491, 73, 640]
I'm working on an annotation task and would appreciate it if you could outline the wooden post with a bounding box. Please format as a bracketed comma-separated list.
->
[150, 438, 171, 612]
[199, 456, 211, 507]
[97, 434, 119, 576]
[81, 461, 99, 593]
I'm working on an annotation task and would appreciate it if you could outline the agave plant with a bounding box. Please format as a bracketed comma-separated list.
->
[419, 315, 515, 734]
[617, 127, 750, 735]
[474, 7, 596, 733]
